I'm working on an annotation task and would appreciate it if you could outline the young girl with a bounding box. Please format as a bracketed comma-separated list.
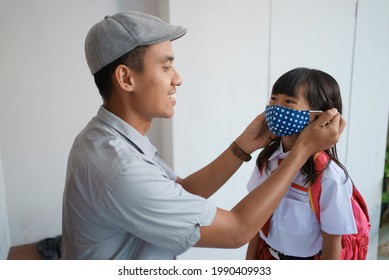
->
[246, 67, 357, 260]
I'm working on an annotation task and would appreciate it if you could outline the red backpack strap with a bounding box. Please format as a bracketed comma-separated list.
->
[308, 151, 330, 222]
[350, 183, 370, 223]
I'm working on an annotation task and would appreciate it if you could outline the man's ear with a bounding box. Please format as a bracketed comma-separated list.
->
[114, 65, 134, 92]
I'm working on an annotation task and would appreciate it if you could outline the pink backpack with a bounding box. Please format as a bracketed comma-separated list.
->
[309, 151, 371, 260]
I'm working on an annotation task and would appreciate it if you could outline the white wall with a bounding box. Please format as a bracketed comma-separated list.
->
[0, 0, 388, 260]
[170, 0, 270, 259]
[346, 0, 389, 259]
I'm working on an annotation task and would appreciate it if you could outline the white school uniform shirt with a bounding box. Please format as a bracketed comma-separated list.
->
[247, 143, 357, 257]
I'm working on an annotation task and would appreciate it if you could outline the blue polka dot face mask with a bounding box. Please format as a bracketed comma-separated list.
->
[265, 105, 320, 136]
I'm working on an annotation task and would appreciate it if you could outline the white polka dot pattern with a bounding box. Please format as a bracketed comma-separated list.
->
[265, 105, 310, 136]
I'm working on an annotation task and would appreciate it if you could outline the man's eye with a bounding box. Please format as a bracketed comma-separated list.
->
[163, 66, 172, 71]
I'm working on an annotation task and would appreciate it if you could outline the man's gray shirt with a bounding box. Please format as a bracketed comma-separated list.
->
[62, 106, 216, 259]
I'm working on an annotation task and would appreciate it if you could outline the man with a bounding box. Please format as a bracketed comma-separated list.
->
[62, 11, 345, 259]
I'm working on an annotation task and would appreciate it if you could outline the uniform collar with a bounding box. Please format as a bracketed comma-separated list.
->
[96, 106, 158, 158]
[268, 140, 290, 161]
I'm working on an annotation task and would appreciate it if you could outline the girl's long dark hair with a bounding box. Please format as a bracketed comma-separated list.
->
[257, 67, 348, 185]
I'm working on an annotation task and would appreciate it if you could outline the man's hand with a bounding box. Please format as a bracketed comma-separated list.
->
[294, 108, 346, 157]
[235, 113, 273, 154]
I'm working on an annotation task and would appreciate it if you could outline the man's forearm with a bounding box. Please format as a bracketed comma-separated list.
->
[195, 146, 310, 249]
[230, 147, 309, 243]
[178, 146, 245, 198]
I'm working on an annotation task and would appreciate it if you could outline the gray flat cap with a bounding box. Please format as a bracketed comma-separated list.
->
[85, 11, 187, 75]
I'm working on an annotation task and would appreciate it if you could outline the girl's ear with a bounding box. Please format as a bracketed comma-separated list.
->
[114, 65, 135, 92]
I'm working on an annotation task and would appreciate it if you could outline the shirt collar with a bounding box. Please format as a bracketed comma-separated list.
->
[268, 140, 290, 161]
[96, 106, 158, 158]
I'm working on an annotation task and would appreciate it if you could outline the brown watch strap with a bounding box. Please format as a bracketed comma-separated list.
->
[229, 141, 252, 162]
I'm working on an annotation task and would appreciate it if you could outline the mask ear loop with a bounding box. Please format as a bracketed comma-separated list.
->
[309, 110, 323, 123]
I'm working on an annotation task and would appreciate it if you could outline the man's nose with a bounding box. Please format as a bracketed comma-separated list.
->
[172, 68, 182, 86]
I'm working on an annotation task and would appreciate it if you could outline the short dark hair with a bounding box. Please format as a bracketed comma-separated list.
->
[93, 45, 149, 100]
[271, 67, 342, 114]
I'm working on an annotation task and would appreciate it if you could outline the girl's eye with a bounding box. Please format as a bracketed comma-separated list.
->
[286, 99, 296, 104]
[270, 96, 277, 101]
